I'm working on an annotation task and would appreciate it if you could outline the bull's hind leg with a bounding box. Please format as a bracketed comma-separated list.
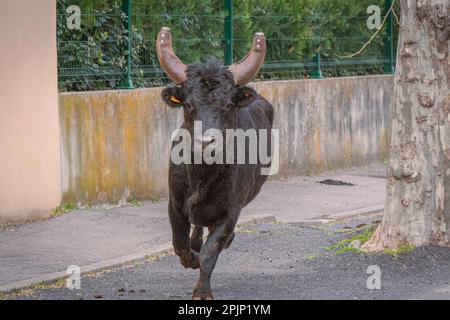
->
[169, 200, 199, 269]
[192, 217, 237, 300]
[190, 225, 203, 253]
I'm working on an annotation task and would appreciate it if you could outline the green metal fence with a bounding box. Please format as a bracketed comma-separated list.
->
[57, 0, 398, 91]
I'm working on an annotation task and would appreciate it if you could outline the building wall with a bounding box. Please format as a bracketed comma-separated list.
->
[59, 75, 393, 205]
[0, 0, 61, 223]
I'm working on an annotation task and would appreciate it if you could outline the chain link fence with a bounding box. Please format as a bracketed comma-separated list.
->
[57, 0, 398, 91]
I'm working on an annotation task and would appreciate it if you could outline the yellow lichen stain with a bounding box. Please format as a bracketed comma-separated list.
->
[313, 127, 323, 169]
[60, 88, 197, 205]
[93, 98, 108, 196]
[257, 88, 271, 101]
[124, 94, 138, 189]
[102, 97, 121, 199]
[282, 83, 299, 98]
[343, 135, 352, 162]
[78, 96, 100, 201]
[140, 94, 160, 196]
[74, 94, 116, 203]
[253, 84, 273, 101]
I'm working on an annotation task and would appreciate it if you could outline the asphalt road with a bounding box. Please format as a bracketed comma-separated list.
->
[6, 215, 450, 300]
[0, 165, 386, 289]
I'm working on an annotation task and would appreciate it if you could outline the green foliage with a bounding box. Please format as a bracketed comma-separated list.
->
[127, 192, 141, 206]
[51, 202, 78, 217]
[57, 0, 399, 91]
[325, 223, 378, 254]
[384, 244, 415, 257]
[57, 0, 147, 91]
[326, 222, 416, 257]
[129, 0, 226, 87]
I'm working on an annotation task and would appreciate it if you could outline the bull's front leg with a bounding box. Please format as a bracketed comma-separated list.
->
[169, 199, 199, 269]
[192, 216, 237, 300]
[190, 225, 204, 253]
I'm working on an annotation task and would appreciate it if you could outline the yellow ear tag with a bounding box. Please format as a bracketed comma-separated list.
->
[170, 96, 181, 104]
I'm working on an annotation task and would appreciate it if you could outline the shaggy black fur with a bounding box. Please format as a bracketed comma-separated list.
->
[161, 57, 274, 299]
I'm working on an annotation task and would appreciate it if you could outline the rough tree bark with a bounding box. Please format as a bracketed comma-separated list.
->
[363, 0, 450, 251]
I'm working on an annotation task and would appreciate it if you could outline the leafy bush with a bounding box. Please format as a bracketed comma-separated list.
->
[57, 0, 147, 91]
[57, 0, 398, 91]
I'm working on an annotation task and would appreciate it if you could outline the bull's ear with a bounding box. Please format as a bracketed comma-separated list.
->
[233, 86, 257, 108]
[161, 86, 185, 108]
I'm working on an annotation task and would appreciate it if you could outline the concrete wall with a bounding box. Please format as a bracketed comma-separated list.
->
[0, 0, 61, 223]
[59, 89, 182, 205]
[60, 75, 393, 205]
[253, 76, 392, 177]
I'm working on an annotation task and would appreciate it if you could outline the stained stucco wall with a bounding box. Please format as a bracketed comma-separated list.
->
[59, 75, 393, 205]
[59, 89, 182, 205]
[253, 76, 392, 176]
[0, 0, 61, 223]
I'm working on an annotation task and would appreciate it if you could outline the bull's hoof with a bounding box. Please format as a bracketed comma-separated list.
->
[180, 250, 199, 269]
[192, 288, 213, 300]
[192, 296, 213, 300]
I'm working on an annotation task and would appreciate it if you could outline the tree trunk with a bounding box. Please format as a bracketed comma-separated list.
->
[363, 0, 450, 251]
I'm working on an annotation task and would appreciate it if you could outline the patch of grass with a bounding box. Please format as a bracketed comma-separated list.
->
[0, 277, 66, 300]
[33, 278, 66, 290]
[84, 267, 120, 278]
[127, 251, 174, 268]
[0, 224, 10, 231]
[51, 202, 78, 218]
[127, 193, 141, 207]
[145, 255, 160, 262]
[325, 223, 378, 254]
[384, 244, 416, 257]
[268, 220, 284, 225]
[335, 246, 360, 254]
[325, 219, 350, 226]
[0, 202, 79, 232]
[84, 202, 94, 210]
[326, 222, 417, 257]
[145, 250, 173, 263]
[238, 229, 259, 234]
[305, 254, 322, 261]
[150, 197, 163, 204]
[128, 199, 140, 206]
[332, 228, 357, 235]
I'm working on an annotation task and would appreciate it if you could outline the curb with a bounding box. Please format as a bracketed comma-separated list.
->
[291, 204, 384, 227]
[237, 214, 277, 228]
[0, 214, 276, 293]
[328, 204, 384, 220]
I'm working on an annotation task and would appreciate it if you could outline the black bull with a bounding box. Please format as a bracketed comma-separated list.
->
[156, 27, 273, 299]
[158, 28, 273, 300]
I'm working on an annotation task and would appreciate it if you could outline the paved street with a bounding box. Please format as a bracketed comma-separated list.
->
[0, 165, 386, 292]
[5, 214, 450, 300]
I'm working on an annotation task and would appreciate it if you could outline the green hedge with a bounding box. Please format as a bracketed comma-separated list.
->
[57, 0, 398, 91]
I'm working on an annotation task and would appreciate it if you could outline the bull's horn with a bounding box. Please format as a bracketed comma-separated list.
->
[229, 32, 266, 86]
[156, 27, 187, 85]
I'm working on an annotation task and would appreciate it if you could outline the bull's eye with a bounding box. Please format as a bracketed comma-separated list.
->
[223, 103, 233, 112]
